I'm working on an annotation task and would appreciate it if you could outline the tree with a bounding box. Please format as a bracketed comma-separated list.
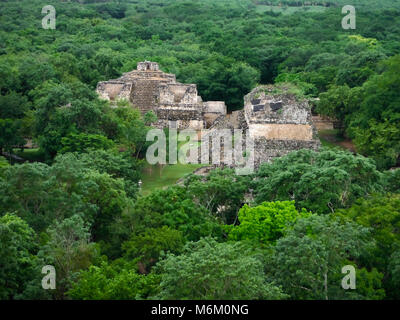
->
[18, 55, 56, 93]
[0, 154, 130, 237]
[67, 261, 159, 300]
[116, 186, 223, 243]
[0, 162, 94, 232]
[51, 153, 130, 242]
[316, 85, 352, 124]
[227, 201, 311, 244]
[353, 120, 400, 169]
[381, 168, 400, 193]
[155, 237, 287, 300]
[60, 132, 115, 154]
[114, 107, 155, 158]
[336, 194, 400, 269]
[270, 215, 381, 300]
[388, 249, 400, 298]
[38, 215, 99, 299]
[30, 80, 113, 158]
[0, 156, 9, 168]
[0, 118, 25, 154]
[184, 168, 251, 224]
[317, 55, 400, 169]
[0, 214, 38, 299]
[82, 170, 129, 242]
[336, 194, 400, 299]
[253, 148, 383, 214]
[122, 226, 184, 274]
[0, 91, 30, 119]
[67, 149, 142, 198]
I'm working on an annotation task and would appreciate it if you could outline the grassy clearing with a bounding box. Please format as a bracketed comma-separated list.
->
[12, 148, 45, 162]
[318, 129, 356, 152]
[140, 163, 203, 195]
[318, 129, 345, 148]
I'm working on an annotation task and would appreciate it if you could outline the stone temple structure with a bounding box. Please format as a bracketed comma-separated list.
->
[96, 61, 320, 168]
[242, 85, 320, 166]
[96, 61, 226, 130]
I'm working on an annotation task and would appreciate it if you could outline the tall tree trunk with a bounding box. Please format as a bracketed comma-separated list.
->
[324, 272, 328, 300]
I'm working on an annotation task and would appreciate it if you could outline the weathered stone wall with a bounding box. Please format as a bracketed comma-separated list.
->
[253, 137, 320, 167]
[248, 123, 314, 141]
[130, 79, 162, 112]
[203, 113, 220, 128]
[203, 101, 227, 128]
[156, 108, 203, 121]
[244, 85, 312, 125]
[96, 81, 132, 101]
[155, 106, 204, 130]
[203, 101, 227, 114]
[159, 83, 198, 105]
[137, 61, 159, 71]
[244, 85, 317, 144]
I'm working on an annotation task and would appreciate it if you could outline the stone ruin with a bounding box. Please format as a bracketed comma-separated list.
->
[242, 85, 320, 167]
[97, 61, 320, 168]
[96, 61, 226, 130]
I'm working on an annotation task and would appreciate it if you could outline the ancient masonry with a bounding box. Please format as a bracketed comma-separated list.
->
[96, 61, 226, 130]
[97, 61, 320, 167]
[242, 85, 320, 167]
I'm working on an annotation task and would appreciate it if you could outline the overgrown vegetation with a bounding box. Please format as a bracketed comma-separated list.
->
[0, 0, 399, 300]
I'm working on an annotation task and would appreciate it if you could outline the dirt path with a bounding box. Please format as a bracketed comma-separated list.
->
[337, 140, 357, 153]
[318, 129, 357, 153]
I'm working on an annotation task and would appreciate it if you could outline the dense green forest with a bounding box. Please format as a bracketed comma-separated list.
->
[0, 0, 399, 300]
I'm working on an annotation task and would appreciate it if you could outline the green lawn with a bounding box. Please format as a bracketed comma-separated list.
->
[140, 163, 203, 195]
[12, 148, 45, 162]
[317, 129, 356, 152]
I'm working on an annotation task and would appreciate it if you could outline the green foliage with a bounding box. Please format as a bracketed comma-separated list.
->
[155, 237, 287, 300]
[381, 168, 400, 193]
[317, 85, 354, 125]
[184, 168, 251, 223]
[0, 154, 130, 239]
[28, 79, 115, 158]
[114, 107, 155, 157]
[123, 226, 184, 273]
[60, 132, 114, 154]
[0, 156, 9, 168]
[67, 149, 142, 198]
[67, 261, 159, 300]
[270, 215, 378, 300]
[227, 201, 311, 244]
[0, 91, 30, 119]
[388, 249, 400, 296]
[39, 215, 100, 299]
[0, 214, 38, 299]
[253, 148, 383, 214]
[336, 194, 400, 269]
[317, 55, 400, 168]
[119, 186, 223, 243]
[82, 170, 129, 241]
[0, 0, 399, 301]
[0, 118, 25, 153]
[336, 194, 400, 298]
[0, 161, 94, 232]
[353, 120, 400, 169]
[351, 267, 386, 300]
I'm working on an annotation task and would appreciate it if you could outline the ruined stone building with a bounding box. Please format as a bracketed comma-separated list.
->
[242, 85, 320, 166]
[96, 61, 227, 130]
[97, 61, 320, 168]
